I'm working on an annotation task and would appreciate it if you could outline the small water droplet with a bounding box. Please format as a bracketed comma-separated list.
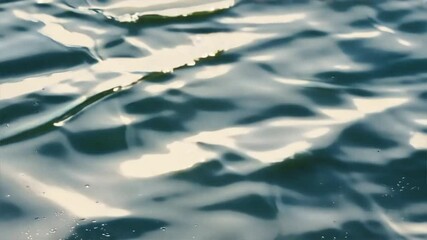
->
[91, 220, 97, 223]
[160, 227, 166, 231]
[85, 184, 90, 188]
[5, 194, 10, 198]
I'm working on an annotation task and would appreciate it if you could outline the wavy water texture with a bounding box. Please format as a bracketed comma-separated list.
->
[80, 0, 235, 22]
[0, 0, 426, 240]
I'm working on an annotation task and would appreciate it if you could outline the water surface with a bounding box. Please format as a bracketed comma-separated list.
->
[1, 0, 427, 239]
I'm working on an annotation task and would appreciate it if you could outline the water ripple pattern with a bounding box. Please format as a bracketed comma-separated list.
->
[0, 0, 426, 239]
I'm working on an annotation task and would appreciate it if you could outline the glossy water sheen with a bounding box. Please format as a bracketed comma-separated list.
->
[1, 0, 427, 239]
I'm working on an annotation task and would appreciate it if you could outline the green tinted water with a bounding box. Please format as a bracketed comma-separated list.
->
[0, 0, 426, 239]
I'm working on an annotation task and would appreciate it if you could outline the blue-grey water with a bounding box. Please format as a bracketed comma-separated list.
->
[1, 0, 427, 239]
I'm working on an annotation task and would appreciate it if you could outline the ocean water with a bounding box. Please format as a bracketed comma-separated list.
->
[0, 0, 426, 239]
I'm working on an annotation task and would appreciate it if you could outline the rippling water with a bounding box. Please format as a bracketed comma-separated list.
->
[1, 0, 427, 239]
